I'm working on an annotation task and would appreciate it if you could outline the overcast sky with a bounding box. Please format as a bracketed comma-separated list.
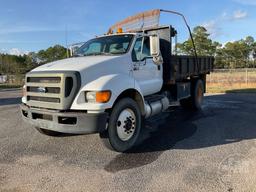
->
[0, 0, 255, 55]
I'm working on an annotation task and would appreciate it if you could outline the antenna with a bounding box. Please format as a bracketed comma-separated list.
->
[65, 25, 69, 58]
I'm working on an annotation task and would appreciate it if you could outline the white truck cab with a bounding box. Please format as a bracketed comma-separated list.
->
[21, 10, 214, 152]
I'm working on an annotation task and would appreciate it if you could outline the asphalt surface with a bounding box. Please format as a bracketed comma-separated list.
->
[0, 89, 256, 192]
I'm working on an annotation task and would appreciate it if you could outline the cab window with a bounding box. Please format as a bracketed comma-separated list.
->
[76, 35, 134, 56]
[85, 43, 102, 54]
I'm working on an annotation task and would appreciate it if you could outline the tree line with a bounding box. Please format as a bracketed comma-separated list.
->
[0, 45, 67, 75]
[177, 26, 256, 69]
[1, 26, 256, 76]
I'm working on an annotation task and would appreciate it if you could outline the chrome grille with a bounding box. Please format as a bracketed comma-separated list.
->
[25, 72, 80, 110]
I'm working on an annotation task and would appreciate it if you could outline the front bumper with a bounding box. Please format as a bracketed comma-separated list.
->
[20, 104, 108, 134]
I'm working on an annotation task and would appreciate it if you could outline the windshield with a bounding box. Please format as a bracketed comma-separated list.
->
[76, 34, 134, 56]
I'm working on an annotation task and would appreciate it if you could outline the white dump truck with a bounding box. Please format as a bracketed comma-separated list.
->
[21, 10, 214, 152]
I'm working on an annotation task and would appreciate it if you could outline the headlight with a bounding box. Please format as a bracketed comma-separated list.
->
[85, 91, 111, 103]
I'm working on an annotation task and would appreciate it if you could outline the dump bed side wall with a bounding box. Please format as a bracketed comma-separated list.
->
[172, 56, 214, 81]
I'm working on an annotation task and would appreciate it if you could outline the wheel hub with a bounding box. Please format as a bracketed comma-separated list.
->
[116, 108, 136, 141]
[124, 117, 133, 131]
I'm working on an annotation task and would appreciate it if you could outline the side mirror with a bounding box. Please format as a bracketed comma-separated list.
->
[150, 35, 160, 57]
[150, 35, 163, 65]
[69, 47, 73, 57]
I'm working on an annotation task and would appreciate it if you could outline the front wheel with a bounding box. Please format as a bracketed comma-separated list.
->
[100, 98, 142, 152]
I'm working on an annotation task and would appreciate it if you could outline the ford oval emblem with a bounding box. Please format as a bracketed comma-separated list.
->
[37, 87, 47, 93]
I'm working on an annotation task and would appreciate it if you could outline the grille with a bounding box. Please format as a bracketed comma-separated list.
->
[25, 72, 80, 110]
[27, 96, 61, 103]
[27, 77, 61, 83]
[27, 87, 61, 94]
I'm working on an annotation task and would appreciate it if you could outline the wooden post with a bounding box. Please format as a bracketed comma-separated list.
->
[246, 68, 248, 86]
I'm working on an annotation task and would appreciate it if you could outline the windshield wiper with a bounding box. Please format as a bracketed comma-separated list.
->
[83, 52, 114, 56]
[73, 53, 84, 57]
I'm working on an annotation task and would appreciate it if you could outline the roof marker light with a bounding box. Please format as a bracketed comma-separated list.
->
[117, 28, 123, 33]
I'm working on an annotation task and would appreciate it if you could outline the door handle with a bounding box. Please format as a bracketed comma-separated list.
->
[133, 65, 140, 71]
[133, 62, 141, 71]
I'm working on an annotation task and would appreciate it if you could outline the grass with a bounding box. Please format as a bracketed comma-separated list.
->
[206, 70, 256, 93]
[206, 82, 256, 93]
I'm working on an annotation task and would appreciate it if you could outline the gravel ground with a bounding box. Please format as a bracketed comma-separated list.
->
[0, 89, 256, 192]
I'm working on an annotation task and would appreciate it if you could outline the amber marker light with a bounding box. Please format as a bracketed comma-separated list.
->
[117, 28, 123, 33]
[96, 91, 111, 103]
[85, 91, 111, 103]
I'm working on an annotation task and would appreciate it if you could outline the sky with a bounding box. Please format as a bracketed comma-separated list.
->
[0, 0, 255, 55]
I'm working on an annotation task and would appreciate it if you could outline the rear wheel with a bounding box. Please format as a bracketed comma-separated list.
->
[180, 79, 204, 110]
[100, 98, 142, 152]
[35, 127, 62, 137]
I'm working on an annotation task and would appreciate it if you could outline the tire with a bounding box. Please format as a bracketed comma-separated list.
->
[180, 79, 204, 110]
[100, 98, 142, 152]
[35, 127, 62, 137]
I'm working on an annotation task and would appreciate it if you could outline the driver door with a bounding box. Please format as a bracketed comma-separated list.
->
[131, 36, 163, 96]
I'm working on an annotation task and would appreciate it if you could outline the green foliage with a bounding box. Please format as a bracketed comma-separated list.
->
[0, 45, 68, 75]
[37, 45, 68, 63]
[0, 54, 34, 75]
[177, 26, 221, 56]
[177, 26, 256, 69]
[215, 36, 256, 68]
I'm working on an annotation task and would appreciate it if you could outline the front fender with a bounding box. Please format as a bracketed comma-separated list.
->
[70, 74, 144, 111]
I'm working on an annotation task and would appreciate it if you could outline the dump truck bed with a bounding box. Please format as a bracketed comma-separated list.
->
[145, 26, 214, 84]
[170, 55, 214, 81]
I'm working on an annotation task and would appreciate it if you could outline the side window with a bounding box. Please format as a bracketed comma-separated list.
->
[132, 37, 151, 62]
[132, 37, 143, 61]
[142, 37, 151, 58]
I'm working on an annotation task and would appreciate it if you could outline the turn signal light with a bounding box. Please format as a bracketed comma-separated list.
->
[96, 91, 111, 103]
[85, 91, 111, 103]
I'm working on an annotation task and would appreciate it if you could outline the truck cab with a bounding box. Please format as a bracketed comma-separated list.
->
[21, 10, 213, 152]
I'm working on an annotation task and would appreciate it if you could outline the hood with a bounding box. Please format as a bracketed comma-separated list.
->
[32, 55, 124, 72]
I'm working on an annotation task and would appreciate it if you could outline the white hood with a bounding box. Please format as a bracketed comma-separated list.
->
[31, 55, 132, 85]
[32, 55, 124, 72]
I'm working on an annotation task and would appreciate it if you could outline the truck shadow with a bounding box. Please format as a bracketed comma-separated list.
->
[130, 93, 256, 153]
[104, 150, 162, 173]
[104, 107, 199, 173]
[132, 108, 199, 153]
[104, 108, 200, 172]
[105, 93, 256, 172]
